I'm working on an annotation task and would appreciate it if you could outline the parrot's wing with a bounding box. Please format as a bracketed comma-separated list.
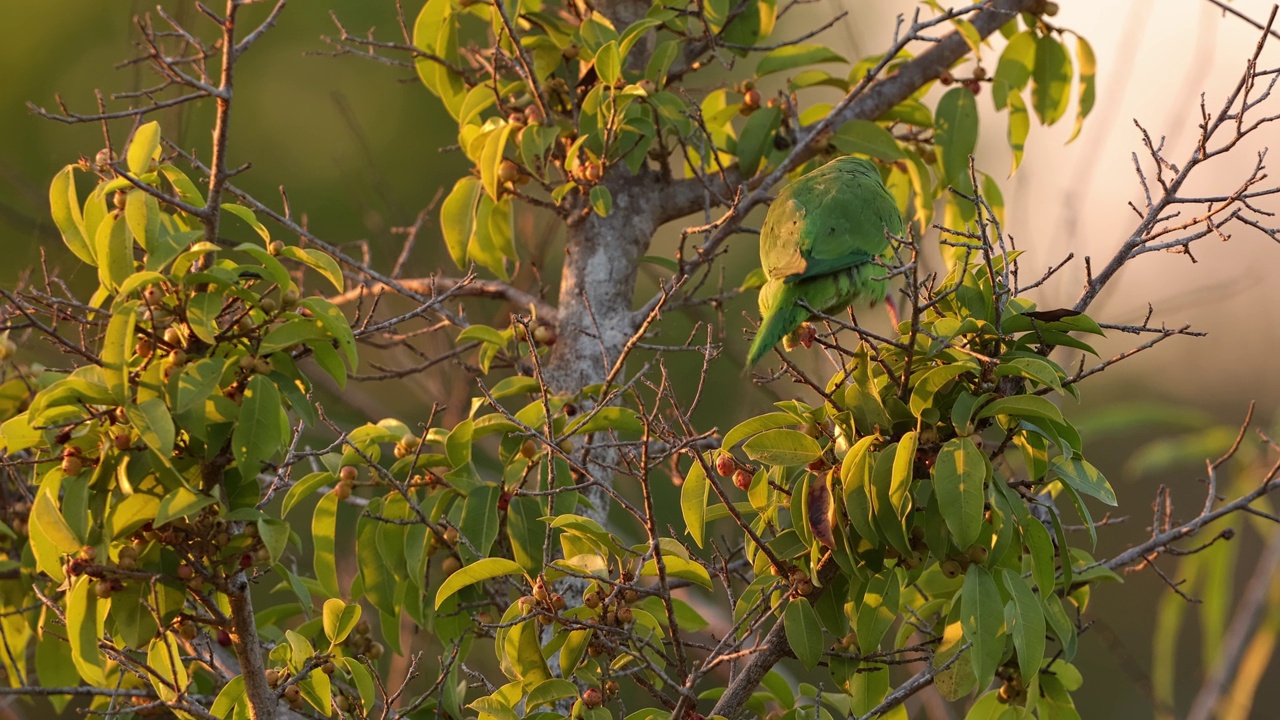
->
[759, 159, 902, 284]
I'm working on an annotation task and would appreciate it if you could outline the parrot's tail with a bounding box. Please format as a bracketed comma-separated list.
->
[746, 284, 809, 369]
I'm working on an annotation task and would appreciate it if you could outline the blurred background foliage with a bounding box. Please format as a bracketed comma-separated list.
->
[2, 2, 1279, 719]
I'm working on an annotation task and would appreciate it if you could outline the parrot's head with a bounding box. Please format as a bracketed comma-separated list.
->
[826, 155, 881, 179]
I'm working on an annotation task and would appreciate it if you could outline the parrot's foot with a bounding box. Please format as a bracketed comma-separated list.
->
[797, 323, 818, 349]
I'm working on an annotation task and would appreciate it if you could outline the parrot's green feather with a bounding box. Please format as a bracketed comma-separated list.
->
[748, 156, 903, 368]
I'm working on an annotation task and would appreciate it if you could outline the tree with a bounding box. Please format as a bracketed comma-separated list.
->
[2, 1, 1279, 719]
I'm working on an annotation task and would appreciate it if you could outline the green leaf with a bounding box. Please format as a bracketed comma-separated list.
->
[935, 87, 980, 190]
[126, 121, 161, 176]
[1068, 36, 1096, 142]
[37, 632, 80, 712]
[528, 679, 580, 711]
[96, 212, 134, 291]
[160, 164, 205, 207]
[1006, 90, 1029, 176]
[124, 190, 159, 251]
[1024, 513, 1056, 593]
[155, 486, 217, 527]
[280, 246, 345, 293]
[736, 105, 782, 177]
[1051, 455, 1116, 506]
[595, 40, 621, 85]
[186, 292, 223, 344]
[232, 374, 285, 477]
[67, 577, 108, 685]
[260, 318, 325, 355]
[723, 412, 799, 450]
[257, 517, 289, 564]
[435, 557, 524, 609]
[890, 431, 917, 517]
[856, 570, 901, 652]
[1031, 35, 1073, 126]
[588, 185, 613, 217]
[933, 437, 988, 548]
[323, 598, 361, 645]
[742, 428, 822, 467]
[641, 555, 713, 590]
[480, 123, 514, 201]
[506, 495, 544, 574]
[960, 565, 1003, 688]
[209, 676, 247, 720]
[784, 597, 822, 670]
[441, 176, 481, 270]
[1000, 568, 1046, 680]
[307, 492, 340, 603]
[126, 398, 175, 458]
[909, 363, 978, 418]
[33, 488, 82, 552]
[50, 165, 95, 265]
[976, 395, 1064, 425]
[222, 203, 271, 244]
[757, 44, 847, 76]
[299, 297, 357, 368]
[993, 30, 1036, 110]
[459, 483, 502, 561]
[147, 633, 190, 702]
[831, 120, 904, 161]
[680, 457, 711, 548]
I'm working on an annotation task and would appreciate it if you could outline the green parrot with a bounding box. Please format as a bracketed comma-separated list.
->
[746, 155, 903, 368]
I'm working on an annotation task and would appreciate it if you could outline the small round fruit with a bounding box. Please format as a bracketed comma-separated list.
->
[335, 694, 350, 712]
[519, 439, 538, 459]
[80, 545, 97, 562]
[622, 588, 639, 603]
[967, 544, 989, 565]
[794, 579, 814, 596]
[94, 580, 115, 599]
[443, 526, 459, 545]
[113, 431, 132, 451]
[179, 621, 199, 641]
[283, 684, 301, 701]
[163, 326, 182, 347]
[939, 69, 955, 85]
[338, 465, 359, 483]
[582, 688, 603, 709]
[135, 338, 154, 358]
[268, 241, 286, 256]
[615, 606, 633, 624]
[217, 630, 232, 647]
[497, 160, 521, 184]
[732, 468, 753, 491]
[532, 324, 556, 346]
[973, 65, 987, 81]
[940, 559, 963, 579]
[366, 642, 384, 660]
[333, 481, 353, 500]
[282, 288, 300, 308]
[583, 590, 601, 609]
[524, 105, 546, 125]
[551, 593, 566, 610]
[265, 668, 280, 686]
[321, 660, 336, 675]
[177, 564, 195, 580]
[61, 455, 83, 476]
[714, 453, 736, 477]
[743, 88, 761, 110]
[604, 680, 619, 697]
[441, 556, 461, 576]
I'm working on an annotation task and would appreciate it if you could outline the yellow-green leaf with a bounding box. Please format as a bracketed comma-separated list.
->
[435, 557, 524, 609]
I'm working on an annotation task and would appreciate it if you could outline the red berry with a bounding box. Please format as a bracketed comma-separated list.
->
[732, 468, 753, 491]
[714, 453, 736, 477]
[217, 630, 232, 647]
